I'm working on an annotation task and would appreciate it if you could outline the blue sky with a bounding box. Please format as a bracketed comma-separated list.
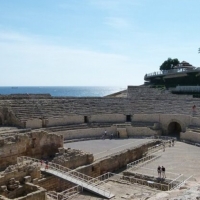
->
[0, 0, 199, 86]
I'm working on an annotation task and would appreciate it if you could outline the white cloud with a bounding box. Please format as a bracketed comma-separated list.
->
[0, 31, 137, 86]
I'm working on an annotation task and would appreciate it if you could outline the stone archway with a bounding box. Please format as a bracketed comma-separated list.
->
[168, 121, 182, 138]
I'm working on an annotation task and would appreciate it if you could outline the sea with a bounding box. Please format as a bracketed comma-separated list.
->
[0, 86, 125, 97]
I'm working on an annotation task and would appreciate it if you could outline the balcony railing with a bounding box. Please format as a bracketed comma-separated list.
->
[145, 67, 200, 79]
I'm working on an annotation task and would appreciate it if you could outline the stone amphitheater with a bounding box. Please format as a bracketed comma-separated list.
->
[0, 85, 200, 200]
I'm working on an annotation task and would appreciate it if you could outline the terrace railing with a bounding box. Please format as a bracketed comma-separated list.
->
[145, 67, 196, 79]
[127, 154, 161, 170]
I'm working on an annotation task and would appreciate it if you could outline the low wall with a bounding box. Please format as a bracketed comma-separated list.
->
[52, 148, 94, 169]
[57, 126, 161, 140]
[0, 166, 40, 188]
[47, 115, 84, 127]
[133, 114, 191, 134]
[90, 114, 126, 123]
[180, 130, 200, 143]
[26, 119, 42, 128]
[126, 127, 161, 137]
[6, 183, 46, 200]
[57, 126, 116, 140]
[190, 117, 200, 126]
[36, 175, 75, 192]
[77, 140, 160, 178]
[0, 184, 46, 200]
[133, 114, 160, 122]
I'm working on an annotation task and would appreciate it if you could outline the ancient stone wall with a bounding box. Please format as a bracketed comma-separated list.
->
[133, 114, 191, 134]
[77, 140, 160, 177]
[160, 114, 190, 134]
[28, 131, 63, 158]
[36, 175, 75, 192]
[0, 163, 42, 200]
[126, 126, 161, 136]
[0, 183, 46, 200]
[180, 130, 200, 143]
[0, 131, 63, 170]
[90, 114, 126, 123]
[47, 115, 84, 127]
[58, 126, 116, 140]
[0, 164, 40, 188]
[52, 147, 93, 169]
[190, 117, 200, 126]
[26, 119, 42, 129]
[0, 134, 29, 170]
[50, 125, 160, 141]
[133, 114, 160, 122]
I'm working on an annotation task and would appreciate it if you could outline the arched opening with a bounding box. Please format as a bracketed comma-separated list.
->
[0, 117, 2, 126]
[168, 122, 182, 138]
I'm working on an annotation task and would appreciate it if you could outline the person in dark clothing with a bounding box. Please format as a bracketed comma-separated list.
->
[157, 166, 161, 178]
[45, 160, 49, 170]
[172, 139, 175, 146]
[193, 105, 196, 111]
[161, 166, 166, 178]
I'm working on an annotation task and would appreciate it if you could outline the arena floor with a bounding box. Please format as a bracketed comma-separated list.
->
[64, 138, 153, 160]
[65, 139, 200, 199]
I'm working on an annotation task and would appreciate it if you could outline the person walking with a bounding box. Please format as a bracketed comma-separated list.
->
[110, 133, 113, 139]
[40, 160, 43, 167]
[104, 130, 107, 137]
[157, 166, 161, 178]
[172, 139, 175, 146]
[45, 160, 49, 170]
[161, 166, 166, 178]
[162, 142, 165, 152]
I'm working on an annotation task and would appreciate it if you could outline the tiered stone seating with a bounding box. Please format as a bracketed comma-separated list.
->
[1, 87, 200, 123]
[44, 124, 89, 132]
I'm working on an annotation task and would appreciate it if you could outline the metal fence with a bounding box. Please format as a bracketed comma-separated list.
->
[47, 185, 83, 200]
[17, 156, 113, 199]
[127, 154, 161, 170]
[95, 172, 190, 191]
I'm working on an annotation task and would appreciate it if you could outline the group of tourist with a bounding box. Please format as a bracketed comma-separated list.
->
[162, 139, 175, 152]
[157, 166, 166, 178]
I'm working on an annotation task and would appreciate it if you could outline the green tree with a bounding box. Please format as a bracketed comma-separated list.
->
[159, 58, 180, 71]
[198, 48, 200, 53]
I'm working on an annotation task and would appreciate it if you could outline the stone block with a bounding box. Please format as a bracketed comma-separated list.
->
[24, 176, 31, 183]
[32, 178, 38, 184]
[0, 185, 7, 192]
[58, 147, 65, 154]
